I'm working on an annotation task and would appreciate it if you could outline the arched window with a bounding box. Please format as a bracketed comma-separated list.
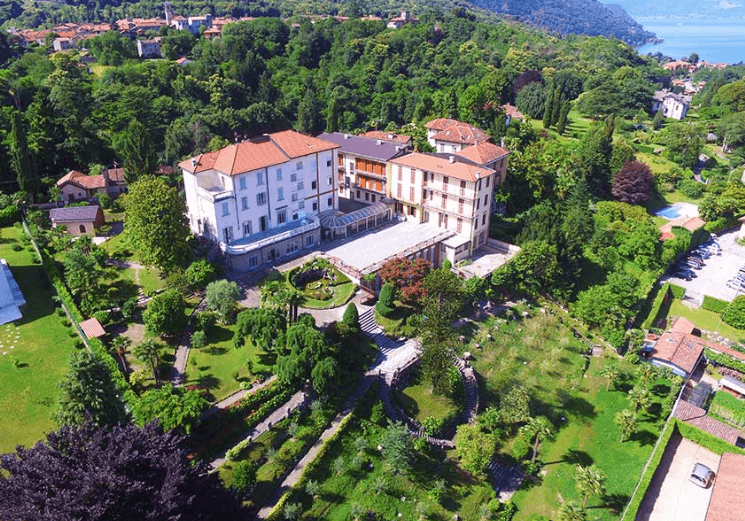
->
[79, 225, 86, 234]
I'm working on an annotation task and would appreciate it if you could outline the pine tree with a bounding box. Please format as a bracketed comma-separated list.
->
[652, 109, 664, 130]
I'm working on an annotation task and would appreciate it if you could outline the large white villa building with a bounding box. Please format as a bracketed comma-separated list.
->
[179, 130, 339, 271]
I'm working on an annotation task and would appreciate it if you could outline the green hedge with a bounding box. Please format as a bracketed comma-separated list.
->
[702, 295, 729, 314]
[621, 420, 677, 521]
[642, 283, 671, 330]
[669, 284, 686, 299]
[675, 419, 745, 456]
[707, 349, 745, 374]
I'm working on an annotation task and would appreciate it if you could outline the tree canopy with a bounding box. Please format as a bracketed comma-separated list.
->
[0, 422, 245, 520]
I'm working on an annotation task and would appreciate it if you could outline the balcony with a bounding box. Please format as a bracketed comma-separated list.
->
[221, 215, 320, 256]
[196, 185, 234, 203]
[353, 167, 387, 181]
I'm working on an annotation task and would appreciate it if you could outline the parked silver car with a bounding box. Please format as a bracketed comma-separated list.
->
[689, 463, 715, 488]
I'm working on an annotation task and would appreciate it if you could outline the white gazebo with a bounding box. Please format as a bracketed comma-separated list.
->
[0, 259, 26, 326]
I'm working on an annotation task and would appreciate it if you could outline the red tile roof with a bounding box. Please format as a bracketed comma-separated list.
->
[706, 453, 745, 521]
[502, 104, 524, 119]
[671, 317, 696, 334]
[359, 131, 412, 146]
[79, 318, 106, 338]
[660, 216, 706, 240]
[650, 330, 704, 375]
[57, 170, 106, 190]
[426, 118, 490, 145]
[675, 400, 741, 445]
[390, 153, 495, 183]
[179, 131, 339, 176]
[455, 141, 510, 166]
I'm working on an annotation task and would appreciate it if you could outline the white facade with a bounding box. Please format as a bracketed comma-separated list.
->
[180, 132, 338, 270]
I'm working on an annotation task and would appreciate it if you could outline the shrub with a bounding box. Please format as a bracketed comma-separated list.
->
[668, 284, 686, 299]
[724, 295, 745, 330]
[376, 283, 396, 317]
[194, 310, 217, 335]
[512, 436, 530, 461]
[678, 178, 705, 198]
[122, 298, 138, 322]
[342, 302, 359, 329]
[442, 259, 452, 270]
[702, 295, 728, 314]
[232, 461, 256, 493]
[96, 193, 112, 209]
[226, 438, 252, 461]
[93, 310, 109, 326]
[185, 259, 219, 289]
[190, 330, 207, 348]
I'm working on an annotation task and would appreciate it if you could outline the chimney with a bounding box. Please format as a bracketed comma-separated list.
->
[191, 158, 197, 168]
[102, 167, 110, 189]
[449, 155, 455, 164]
[388, 133, 394, 139]
[377, 140, 383, 145]
[344, 134, 350, 139]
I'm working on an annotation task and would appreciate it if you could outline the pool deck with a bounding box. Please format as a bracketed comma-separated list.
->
[656, 202, 700, 220]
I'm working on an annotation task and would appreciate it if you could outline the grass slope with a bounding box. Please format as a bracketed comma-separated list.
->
[0, 226, 79, 454]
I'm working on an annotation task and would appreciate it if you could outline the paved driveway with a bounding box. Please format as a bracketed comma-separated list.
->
[637, 435, 719, 521]
[662, 229, 745, 304]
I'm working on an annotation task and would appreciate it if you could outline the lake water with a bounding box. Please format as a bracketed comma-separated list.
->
[637, 17, 745, 64]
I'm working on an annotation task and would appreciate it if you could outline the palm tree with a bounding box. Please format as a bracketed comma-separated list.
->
[109, 335, 130, 374]
[285, 287, 302, 323]
[575, 464, 606, 507]
[637, 364, 653, 386]
[599, 364, 620, 391]
[557, 501, 587, 521]
[526, 416, 553, 464]
[132, 338, 163, 386]
[628, 386, 651, 415]
[614, 409, 638, 443]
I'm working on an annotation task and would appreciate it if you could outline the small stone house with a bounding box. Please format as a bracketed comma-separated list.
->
[50, 205, 105, 236]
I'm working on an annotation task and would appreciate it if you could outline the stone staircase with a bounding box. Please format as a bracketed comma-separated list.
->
[455, 357, 480, 424]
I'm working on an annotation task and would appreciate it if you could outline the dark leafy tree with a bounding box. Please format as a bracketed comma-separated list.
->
[205, 279, 241, 323]
[86, 30, 137, 65]
[131, 384, 208, 434]
[234, 307, 286, 351]
[612, 160, 654, 204]
[375, 282, 396, 317]
[556, 100, 570, 135]
[0, 422, 246, 519]
[184, 259, 219, 289]
[115, 119, 159, 183]
[579, 115, 615, 197]
[9, 109, 36, 194]
[143, 289, 187, 338]
[54, 351, 128, 428]
[123, 177, 191, 273]
[342, 302, 359, 330]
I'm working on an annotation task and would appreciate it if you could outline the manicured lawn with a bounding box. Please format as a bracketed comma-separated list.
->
[186, 324, 274, 402]
[284, 262, 358, 310]
[465, 306, 671, 520]
[375, 301, 416, 337]
[99, 230, 136, 260]
[399, 379, 459, 423]
[0, 226, 80, 454]
[668, 299, 743, 341]
[301, 280, 357, 309]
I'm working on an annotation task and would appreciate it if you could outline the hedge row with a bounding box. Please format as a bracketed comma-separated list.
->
[702, 295, 729, 314]
[0, 205, 20, 227]
[706, 349, 745, 374]
[267, 411, 355, 521]
[642, 283, 671, 330]
[675, 419, 745, 456]
[89, 337, 139, 408]
[668, 283, 686, 300]
[621, 420, 677, 521]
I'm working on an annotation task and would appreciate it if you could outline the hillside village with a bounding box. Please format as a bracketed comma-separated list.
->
[1, 3, 745, 520]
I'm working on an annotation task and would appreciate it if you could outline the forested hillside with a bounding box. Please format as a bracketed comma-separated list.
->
[469, 0, 657, 46]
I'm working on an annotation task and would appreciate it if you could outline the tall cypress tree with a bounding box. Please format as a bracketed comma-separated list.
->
[542, 86, 555, 129]
[9, 109, 37, 194]
[556, 100, 571, 135]
[551, 89, 563, 127]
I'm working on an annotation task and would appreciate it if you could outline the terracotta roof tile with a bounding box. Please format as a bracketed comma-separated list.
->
[675, 401, 741, 445]
[79, 318, 106, 338]
[426, 118, 490, 145]
[660, 216, 706, 240]
[359, 131, 412, 146]
[455, 141, 510, 166]
[269, 130, 339, 158]
[57, 170, 105, 189]
[650, 329, 704, 375]
[706, 453, 745, 521]
[671, 317, 696, 334]
[180, 131, 338, 176]
[390, 152, 495, 183]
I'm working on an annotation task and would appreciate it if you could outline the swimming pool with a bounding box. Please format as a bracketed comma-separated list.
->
[656, 206, 682, 219]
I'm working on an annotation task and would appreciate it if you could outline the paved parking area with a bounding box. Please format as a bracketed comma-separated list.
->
[637, 435, 719, 521]
[662, 229, 745, 303]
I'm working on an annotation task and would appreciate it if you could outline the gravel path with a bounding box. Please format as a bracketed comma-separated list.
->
[201, 375, 278, 420]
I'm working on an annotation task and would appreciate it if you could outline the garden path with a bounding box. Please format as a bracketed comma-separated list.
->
[208, 389, 309, 472]
[201, 375, 278, 420]
[254, 310, 421, 519]
[255, 375, 375, 520]
[168, 298, 207, 386]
